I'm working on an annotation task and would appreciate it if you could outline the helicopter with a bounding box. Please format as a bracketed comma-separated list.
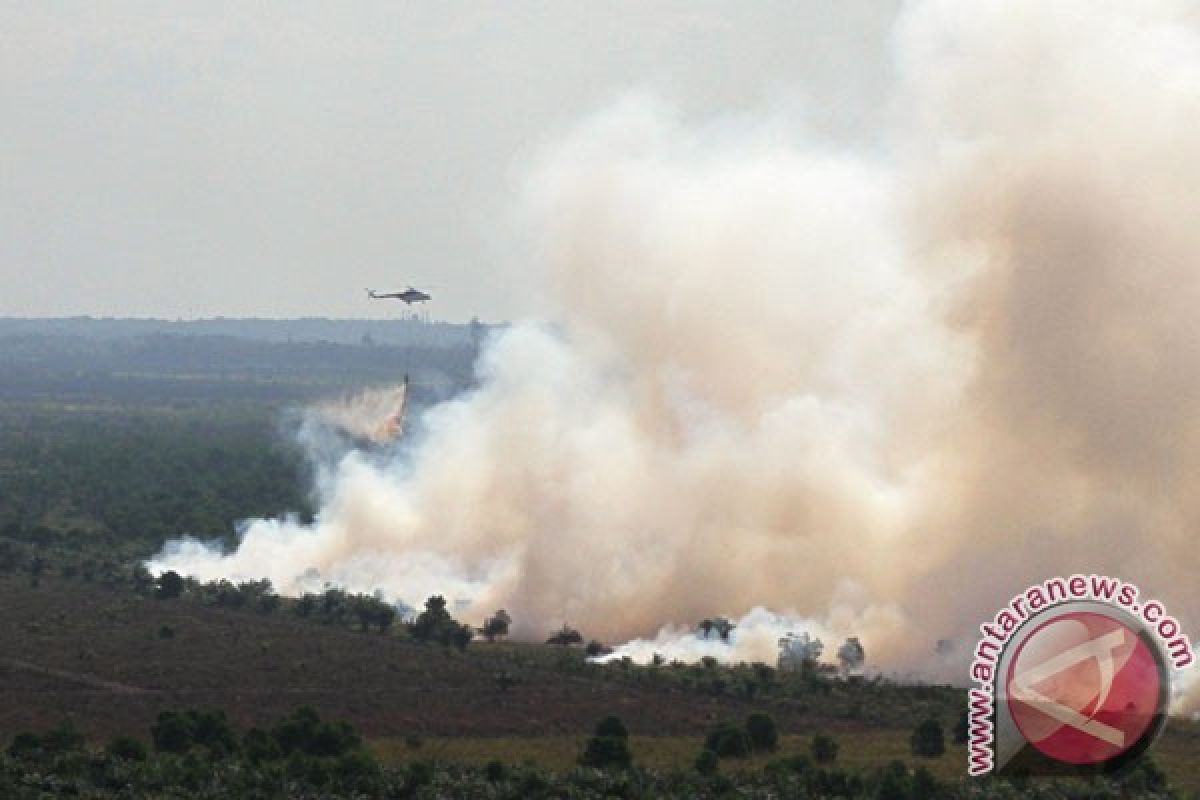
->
[366, 286, 431, 305]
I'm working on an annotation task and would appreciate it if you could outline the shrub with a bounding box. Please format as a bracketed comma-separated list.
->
[593, 716, 628, 740]
[694, 748, 719, 775]
[704, 721, 751, 758]
[105, 735, 148, 762]
[41, 720, 85, 754]
[333, 749, 380, 789]
[811, 733, 839, 764]
[953, 709, 969, 744]
[765, 754, 812, 776]
[484, 759, 508, 782]
[876, 761, 910, 800]
[152, 711, 192, 754]
[910, 717, 945, 758]
[7, 732, 42, 759]
[189, 709, 238, 756]
[243, 727, 282, 763]
[745, 712, 778, 753]
[405, 760, 435, 791]
[578, 734, 632, 769]
[913, 765, 940, 797]
[151, 709, 237, 756]
[271, 706, 360, 758]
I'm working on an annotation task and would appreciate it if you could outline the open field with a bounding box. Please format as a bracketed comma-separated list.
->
[2, 573, 1198, 792]
[0, 574, 952, 739]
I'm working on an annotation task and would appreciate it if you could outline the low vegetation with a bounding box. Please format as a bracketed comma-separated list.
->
[1, 711, 1181, 799]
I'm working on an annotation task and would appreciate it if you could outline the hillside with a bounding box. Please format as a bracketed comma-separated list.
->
[0, 574, 958, 742]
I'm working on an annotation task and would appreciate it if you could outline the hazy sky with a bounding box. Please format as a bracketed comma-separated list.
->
[1, 2, 898, 321]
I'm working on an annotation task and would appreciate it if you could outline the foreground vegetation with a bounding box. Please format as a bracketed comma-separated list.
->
[3, 710, 1183, 800]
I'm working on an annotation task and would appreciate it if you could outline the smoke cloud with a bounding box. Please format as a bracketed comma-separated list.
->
[149, 1, 1200, 708]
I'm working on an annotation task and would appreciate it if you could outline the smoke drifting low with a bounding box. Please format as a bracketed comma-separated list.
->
[150, 1, 1200, 704]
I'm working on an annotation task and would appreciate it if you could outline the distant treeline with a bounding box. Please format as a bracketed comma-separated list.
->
[0, 316, 497, 347]
[0, 328, 487, 406]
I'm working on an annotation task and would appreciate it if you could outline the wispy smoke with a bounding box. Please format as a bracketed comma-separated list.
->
[149, 1, 1200, 708]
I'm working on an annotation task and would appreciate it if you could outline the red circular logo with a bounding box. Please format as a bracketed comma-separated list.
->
[1006, 611, 1163, 765]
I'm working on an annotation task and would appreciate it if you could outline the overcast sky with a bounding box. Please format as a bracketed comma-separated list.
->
[1, 2, 898, 321]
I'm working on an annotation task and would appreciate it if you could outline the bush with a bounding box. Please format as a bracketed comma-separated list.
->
[405, 760, 436, 791]
[694, 748, 719, 775]
[7, 732, 42, 759]
[745, 712, 778, 753]
[105, 735, 148, 762]
[484, 759, 508, 782]
[41, 720, 85, 754]
[272, 706, 360, 758]
[578, 734, 632, 769]
[243, 727, 282, 763]
[333, 749, 380, 789]
[913, 765, 940, 797]
[811, 733, 838, 764]
[151, 709, 238, 756]
[704, 721, 751, 758]
[953, 709, 969, 744]
[765, 754, 812, 776]
[910, 717, 945, 758]
[152, 712, 193, 754]
[875, 761, 910, 800]
[593, 715, 628, 740]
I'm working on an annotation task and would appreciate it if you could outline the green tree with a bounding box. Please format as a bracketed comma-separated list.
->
[481, 609, 511, 641]
[546, 624, 583, 646]
[411, 595, 471, 649]
[156, 570, 184, 600]
[585, 640, 613, 658]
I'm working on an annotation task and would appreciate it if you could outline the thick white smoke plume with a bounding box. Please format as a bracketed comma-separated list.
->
[150, 1, 1200, 707]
